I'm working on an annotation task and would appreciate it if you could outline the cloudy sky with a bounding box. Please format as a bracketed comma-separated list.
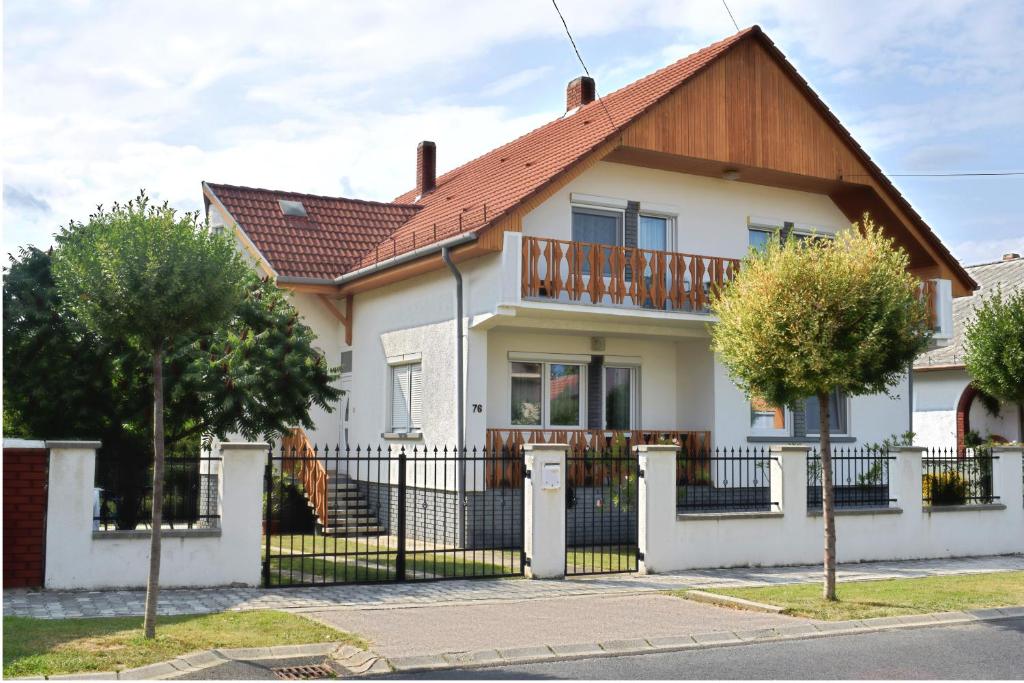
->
[4, 0, 1023, 265]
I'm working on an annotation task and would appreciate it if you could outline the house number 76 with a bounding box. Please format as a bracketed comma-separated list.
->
[472, 404, 483, 413]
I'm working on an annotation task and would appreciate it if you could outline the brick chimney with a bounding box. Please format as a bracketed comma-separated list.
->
[416, 141, 436, 196]
[566, 76, 596, 111]
[1003, 252, 1020, 261]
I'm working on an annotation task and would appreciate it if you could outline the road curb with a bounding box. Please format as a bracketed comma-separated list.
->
[379, 607, 1024, 676]
[683, 589, 786, 613]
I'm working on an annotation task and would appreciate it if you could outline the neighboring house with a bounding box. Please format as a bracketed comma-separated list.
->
[203, 26, 972, 458]
[913, 253, 1023, 449]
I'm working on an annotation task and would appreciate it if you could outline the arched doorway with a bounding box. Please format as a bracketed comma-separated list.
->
[956, 384, 978, 452]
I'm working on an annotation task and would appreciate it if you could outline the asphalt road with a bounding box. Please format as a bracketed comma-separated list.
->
[386, 618, 1024, 680]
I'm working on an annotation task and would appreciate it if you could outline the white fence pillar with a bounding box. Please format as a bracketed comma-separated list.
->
[218, 442, 270, 587]
[523, 443, 567, 579]
[771, 444, 809, 517]
[636, 445, 678, 574]
[44, 441, 101, 588]
[892, 446, 925, 511]
[993, 446, 1024, 516]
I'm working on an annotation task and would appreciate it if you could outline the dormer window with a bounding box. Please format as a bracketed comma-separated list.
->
[278, 199, 307, 217]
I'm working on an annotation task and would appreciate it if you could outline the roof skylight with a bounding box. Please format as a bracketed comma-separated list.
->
[279, 199, 308, 217]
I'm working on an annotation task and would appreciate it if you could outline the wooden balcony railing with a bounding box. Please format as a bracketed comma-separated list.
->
[521, 236, 740, 313]
[281, 428, 329, 527]
[485, 427, 712, 489]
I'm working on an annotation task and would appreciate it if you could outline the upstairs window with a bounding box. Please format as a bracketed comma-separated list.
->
[572, 207, 623, 275]
[390, 362, 422, 432]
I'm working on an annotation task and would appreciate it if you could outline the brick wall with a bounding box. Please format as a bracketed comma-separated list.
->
[3, 447, 48, 587]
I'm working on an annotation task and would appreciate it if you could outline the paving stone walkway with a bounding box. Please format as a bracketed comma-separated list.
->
[4, 554, 1021, 620]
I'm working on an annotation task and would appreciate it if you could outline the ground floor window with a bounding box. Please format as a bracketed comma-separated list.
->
[510, 361, 583, 428]
[604, 366, 637, 430]
[750, 396, 786, 433]
[805, 389, 848, 435]
[390, 362, 422, 432]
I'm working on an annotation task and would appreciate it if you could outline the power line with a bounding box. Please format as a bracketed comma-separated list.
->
[551, 0, 590, 77]
[845, 172, 1024, 178]
[550, 0, 616, 128]
[721, 0, 740, 31]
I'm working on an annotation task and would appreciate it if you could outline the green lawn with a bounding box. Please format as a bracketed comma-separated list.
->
[680, 571, 1024, 621]
[3, 611, 364, 679]
[263, 534, 519, 584]
[566, 546, 638, 573]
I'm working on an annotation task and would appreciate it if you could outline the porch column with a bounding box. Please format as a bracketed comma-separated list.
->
[636, 444, 678, 574]
[523, 443, 567, 579]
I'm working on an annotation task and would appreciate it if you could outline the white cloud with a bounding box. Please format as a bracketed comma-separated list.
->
[3, 0, 1021, 259]
[951, 236, 1024, 267]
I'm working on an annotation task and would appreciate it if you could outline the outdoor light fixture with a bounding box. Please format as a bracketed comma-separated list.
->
[722, 169, 741, 181]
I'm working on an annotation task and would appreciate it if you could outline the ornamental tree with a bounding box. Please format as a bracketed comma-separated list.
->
[52, 192, 250, 638]
[964, 287, 1024, 408]
[710, 216, 931, 600]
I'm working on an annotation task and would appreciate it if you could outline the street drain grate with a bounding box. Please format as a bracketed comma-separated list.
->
[272, 664, 337, 680]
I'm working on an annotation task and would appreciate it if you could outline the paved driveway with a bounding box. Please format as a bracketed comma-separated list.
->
[308, 592, 815, 658]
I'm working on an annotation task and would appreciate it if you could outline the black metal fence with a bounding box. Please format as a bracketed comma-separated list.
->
[565, 449, 639, 575]
[922, 447, 997, 506]
[677, 447, 776, 513]
[807, 447, 895, 510]
[95, 453, 221, 531]
[263, 445, 524, 586]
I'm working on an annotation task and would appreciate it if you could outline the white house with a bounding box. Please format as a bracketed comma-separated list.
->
[914, 253, 1023, 448]
[203, 26, 972, 462]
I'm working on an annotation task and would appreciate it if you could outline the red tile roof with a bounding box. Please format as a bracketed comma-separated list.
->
[374, 28, 753, 268]
[206, 25, 972, 292]
[204, 183, 420, 280]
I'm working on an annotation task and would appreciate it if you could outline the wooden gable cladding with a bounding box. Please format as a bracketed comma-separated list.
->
[618, 36, 973, 297]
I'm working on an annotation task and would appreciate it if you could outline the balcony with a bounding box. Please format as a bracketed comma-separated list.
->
[519, 235, 739, 314]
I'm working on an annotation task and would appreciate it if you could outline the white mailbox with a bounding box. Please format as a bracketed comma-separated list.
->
[542, 463, 562, 490]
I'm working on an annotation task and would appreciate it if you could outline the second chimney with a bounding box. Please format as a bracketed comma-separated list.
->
[566, 76, 596, 111]
[417, 140, 436, 197]
[1003, 252, 1020, 261]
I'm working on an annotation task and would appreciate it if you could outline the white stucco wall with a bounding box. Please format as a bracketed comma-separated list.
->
[639, 446, 1024, 572]
[522, 161, 851, 258]
[914, 368, 1023, 446]
[347, 255, 503, 449]
[288, 292, 345, 448]
[45, 442, 265, 590]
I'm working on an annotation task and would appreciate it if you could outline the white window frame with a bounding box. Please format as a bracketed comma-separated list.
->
[388, 360, 423, 434]
[571, 203, 626, 245]
[602, 365, 640, 431]
[508, 359, 586, 429]
[637, 212, 675, 253]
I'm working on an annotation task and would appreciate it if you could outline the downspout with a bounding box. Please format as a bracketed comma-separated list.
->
[441, 246, 466, 546]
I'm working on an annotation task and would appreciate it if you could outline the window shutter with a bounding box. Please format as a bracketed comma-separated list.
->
[391, 365, 411, 430]
[587, 357, 604, 429]
[409, 363, 423, 428]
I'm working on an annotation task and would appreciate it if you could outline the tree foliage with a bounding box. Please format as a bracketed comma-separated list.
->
[710, 217, 931, 408]
[4, 242, 341, 448]
[964, 287, 1024, 404]
[710, 215, 932, 600]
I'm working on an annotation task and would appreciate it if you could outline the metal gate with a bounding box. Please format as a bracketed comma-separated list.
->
[565, 449, 639, 575]
[263, 443, 524, 586]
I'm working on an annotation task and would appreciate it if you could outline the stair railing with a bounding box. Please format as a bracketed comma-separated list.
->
[281, 428, 329, 527]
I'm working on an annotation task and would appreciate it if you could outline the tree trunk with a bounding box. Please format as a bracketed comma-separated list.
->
[818, 391, 837, 601]
[143, 345, 165, 639]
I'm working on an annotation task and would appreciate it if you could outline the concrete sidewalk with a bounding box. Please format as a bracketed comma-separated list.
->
[5, 554, 1022, 619]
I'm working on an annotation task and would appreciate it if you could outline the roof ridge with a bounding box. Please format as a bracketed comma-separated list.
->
[206, 181, 422, 210]
[966, 257, 1023, 269]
